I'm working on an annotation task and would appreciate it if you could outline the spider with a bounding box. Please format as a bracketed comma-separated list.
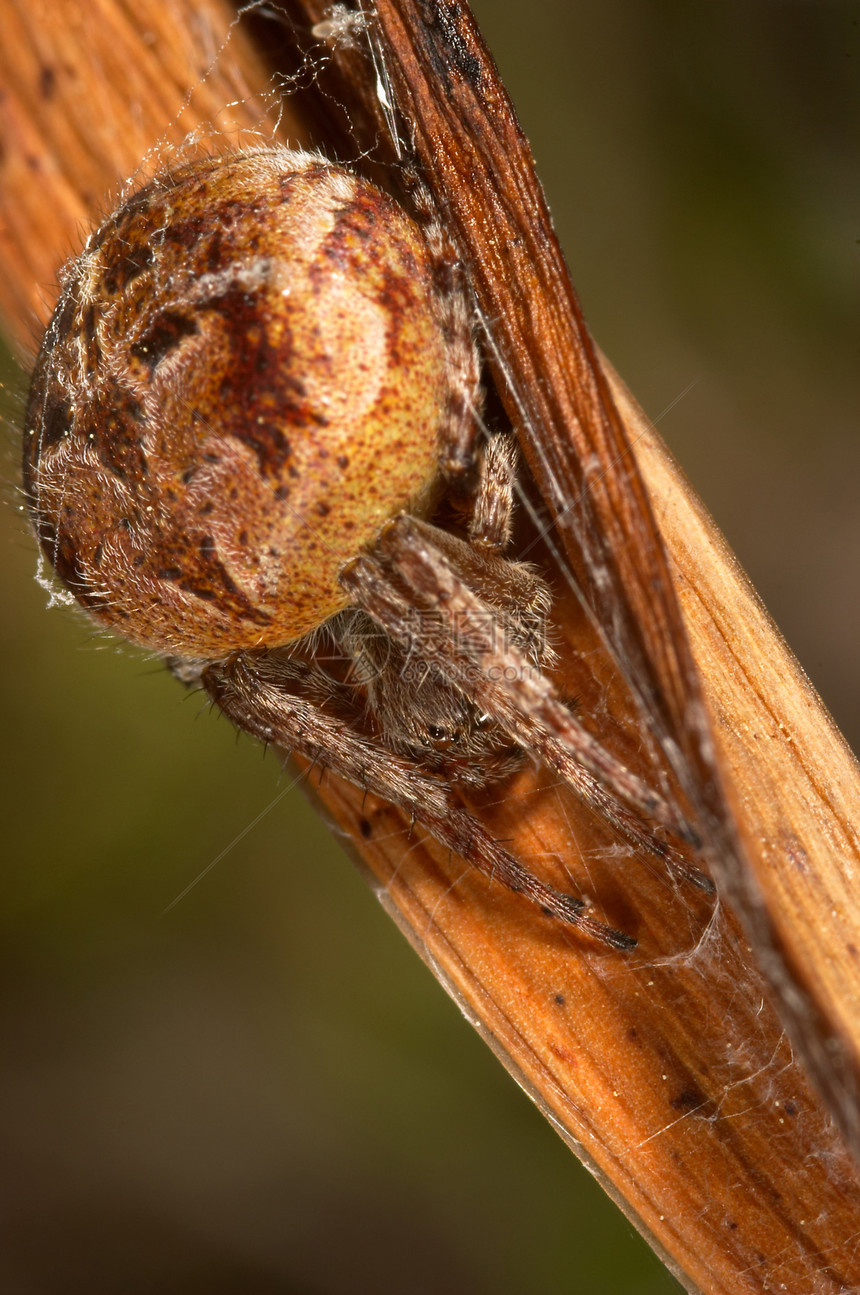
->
[23, 146, 711, 949]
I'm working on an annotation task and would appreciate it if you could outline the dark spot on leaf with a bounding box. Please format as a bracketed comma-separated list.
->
[670, 1088, 704, 1111]
[40, 65, 57, 99]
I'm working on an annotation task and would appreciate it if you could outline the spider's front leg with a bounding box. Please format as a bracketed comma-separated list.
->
[467, 433, 518, 555]
[201, 649, 636, 950]
[335, 437, 555, 784]
[341, 516, 714, 896]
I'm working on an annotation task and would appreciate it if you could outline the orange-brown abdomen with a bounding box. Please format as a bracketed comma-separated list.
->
[24, 148, 451, 658]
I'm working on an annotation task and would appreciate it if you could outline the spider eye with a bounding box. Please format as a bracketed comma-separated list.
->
[24, 147, 452, 659]
[425, 723, 463, 749]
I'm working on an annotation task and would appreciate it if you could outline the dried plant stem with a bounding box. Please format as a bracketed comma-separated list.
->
[611, 358, 860, 1150]
[3, 4, 860, 1294]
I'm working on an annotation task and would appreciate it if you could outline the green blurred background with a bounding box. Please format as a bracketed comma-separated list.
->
[0, 1, 857, 1291]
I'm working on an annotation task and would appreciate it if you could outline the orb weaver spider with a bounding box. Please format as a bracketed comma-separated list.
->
[23, 146, 711, 949]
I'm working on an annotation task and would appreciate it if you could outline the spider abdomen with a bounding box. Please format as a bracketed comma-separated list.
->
[24, 147, 458, 658]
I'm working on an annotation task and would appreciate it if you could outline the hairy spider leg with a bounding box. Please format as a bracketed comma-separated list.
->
[468, 433, 518, 553]
[341, 515, 714, 896]
[202, 649, 636, 950]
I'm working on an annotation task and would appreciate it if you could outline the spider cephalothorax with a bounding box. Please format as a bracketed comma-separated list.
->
[24, 146, 710, 949]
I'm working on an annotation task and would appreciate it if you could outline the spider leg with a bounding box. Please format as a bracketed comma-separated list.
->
[468, 434, 517, 553]
[341, 515, 714, 895]
[408, 179, 483, 481]
[201, 649, 636, 950]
